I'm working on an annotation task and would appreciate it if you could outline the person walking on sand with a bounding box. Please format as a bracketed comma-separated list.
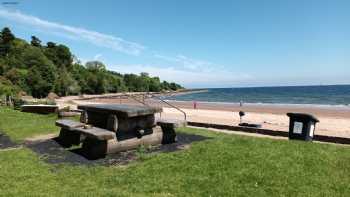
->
[240, 100, 243, 107]
[193, 101, 197, 109]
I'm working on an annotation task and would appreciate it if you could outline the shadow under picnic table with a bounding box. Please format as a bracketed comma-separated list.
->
[26, 133, 212, 166]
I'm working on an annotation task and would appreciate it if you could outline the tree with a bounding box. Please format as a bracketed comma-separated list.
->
[161, 81, 171, 90]
[27, 64, 56, 98]
[46, 42, 56, 48]
[85, 61, 106, 71]
[149, 77, 161, 92]
[105, 73, 126, 93]
[0, 27, 15, 56]
[30, 36, 41, 47]
[1, 27, 15, 43]
[44, 43, 73, 70]
[24, 46, 57, 97]
[4, 68, 29, 93]
[0, 76, 17, 96]
[54, 67, 80, 96]
[0, 28, 184, 97]
[6, 39, 29, 69]
[169, 82, 179, 91]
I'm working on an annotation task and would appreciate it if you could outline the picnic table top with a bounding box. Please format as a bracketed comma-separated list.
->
[78, 104, 162, 118]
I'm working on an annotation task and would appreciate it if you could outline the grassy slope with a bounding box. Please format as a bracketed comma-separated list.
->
[0, 108, 349, 196]
[0, 107, 60, 142]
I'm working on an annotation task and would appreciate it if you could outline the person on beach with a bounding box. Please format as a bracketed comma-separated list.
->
[193, 101, 197, 109]
[240, 100, 243, 107]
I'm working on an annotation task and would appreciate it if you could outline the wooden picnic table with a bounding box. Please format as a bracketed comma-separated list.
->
[56, 104, 185, 159]
[78, 104, 162, 140]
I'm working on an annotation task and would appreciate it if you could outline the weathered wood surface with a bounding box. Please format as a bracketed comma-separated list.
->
[21, 104, 58, 114]
[106, 128, 163, 154]
[79, 127, 164, 159]
[79, 105, 157, 138]
[56, 119, 85, 130]
[156, 119, 186, 144]
[157, 119, 187, 128]
[78, 104, 162, 118]
[58, 111, 80, 118]
[56, 119, 116, 140]
[73, 127, 116, 140]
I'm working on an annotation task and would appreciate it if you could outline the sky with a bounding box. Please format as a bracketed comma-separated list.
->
[0, 0, 349, 88]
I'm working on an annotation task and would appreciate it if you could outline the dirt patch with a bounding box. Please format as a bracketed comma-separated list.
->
[26, 133, 211, 166]
[25, 133, 57, 143]
[0, 132, 18, 149]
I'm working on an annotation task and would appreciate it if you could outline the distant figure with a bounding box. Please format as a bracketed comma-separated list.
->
[239, 100, 243, 107]
[193, 101, 197, 109]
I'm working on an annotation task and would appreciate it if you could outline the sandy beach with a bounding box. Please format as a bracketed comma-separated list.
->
[56, 96, 350, 139]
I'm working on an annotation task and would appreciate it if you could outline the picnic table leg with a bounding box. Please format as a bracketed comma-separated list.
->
[82, 138, 108, 159]
[58, 128, 82, 148]
[160, 125, 177, 144]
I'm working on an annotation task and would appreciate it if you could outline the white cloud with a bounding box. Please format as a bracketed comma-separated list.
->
[0, 8, 145, 55]
[153, 52, 215, 71]
[93, 54, 102, 61]
[112, 64, 253, 88]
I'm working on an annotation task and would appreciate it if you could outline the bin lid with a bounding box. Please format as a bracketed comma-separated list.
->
[286, 113, 319, 122]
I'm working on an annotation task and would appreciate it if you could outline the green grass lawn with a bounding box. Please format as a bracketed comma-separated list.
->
[0, 107, 349, 196]
[0, 107, 72, 142]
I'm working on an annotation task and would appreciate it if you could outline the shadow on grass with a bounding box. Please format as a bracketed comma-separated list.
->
[26, 133, 211, 166]
[0, 132, 18, 149]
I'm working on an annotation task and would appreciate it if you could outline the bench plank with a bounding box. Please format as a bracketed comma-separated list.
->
[73, 127, 116, 140]
[56, 119, 85, 129]
[157, 119, 187, 128]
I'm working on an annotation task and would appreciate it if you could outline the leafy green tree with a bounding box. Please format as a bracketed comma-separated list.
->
[0, 27, 184, 98]
[54, 67, 80, 96]
[0, 27, 15, 57]
[30, 36, 41, 47]
[44, 43, 73, 70]
[169, 82, 179, 91]
[149, 77, 161, 92]
[71, 63, 88, 93]
[0, 76, 17, 96]
[4, 68, 29, 93]
[86, 61, 106, 71]
[105, 73, 126, 93]
[24, 47, 57, 97]
[6, 39, 29, 69]
[161, 81, 171, 90]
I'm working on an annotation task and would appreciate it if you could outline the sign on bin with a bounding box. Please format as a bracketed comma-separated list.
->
[293, 122, 303, 134]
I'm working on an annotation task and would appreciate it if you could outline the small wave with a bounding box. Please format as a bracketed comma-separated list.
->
[164, 99, 350, 109]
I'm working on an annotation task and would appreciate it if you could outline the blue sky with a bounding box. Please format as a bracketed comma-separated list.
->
[0, 0, 349, 88]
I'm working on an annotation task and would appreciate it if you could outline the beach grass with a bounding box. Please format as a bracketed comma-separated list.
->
[0, 107, 349, 196]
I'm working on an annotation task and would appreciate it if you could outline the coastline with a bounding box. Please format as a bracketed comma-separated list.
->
[56, 95, 350, 139]
[161, 100, 350, 119]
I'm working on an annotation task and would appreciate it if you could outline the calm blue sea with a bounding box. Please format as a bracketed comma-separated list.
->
[166, 85, 350, 106]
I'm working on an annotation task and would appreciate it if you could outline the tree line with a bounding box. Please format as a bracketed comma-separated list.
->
[0, 27, 183, 98]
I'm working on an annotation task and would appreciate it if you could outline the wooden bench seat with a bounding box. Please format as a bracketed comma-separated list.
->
[157, 119, 187, 128]
[56, 119, 116, 141]
[73, 127, 116, 140]
[56, 119, 85, 130]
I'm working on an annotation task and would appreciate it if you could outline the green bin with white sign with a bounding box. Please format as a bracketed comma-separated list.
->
[286, 113, 319, 141]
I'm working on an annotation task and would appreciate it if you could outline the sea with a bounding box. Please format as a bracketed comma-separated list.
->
[166, 85, 350, 106]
